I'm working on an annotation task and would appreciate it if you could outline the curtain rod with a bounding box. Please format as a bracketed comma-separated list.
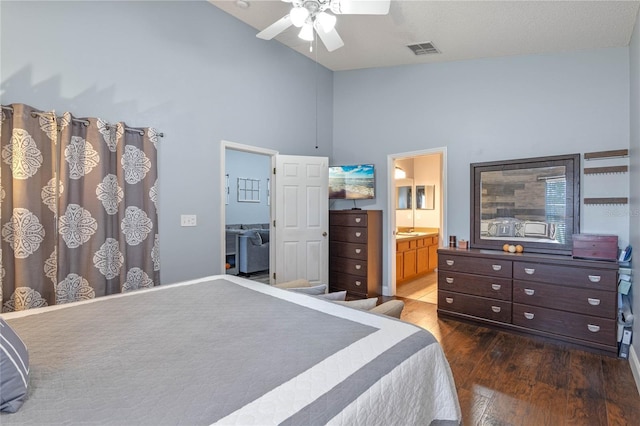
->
[0, 105, 164, 137]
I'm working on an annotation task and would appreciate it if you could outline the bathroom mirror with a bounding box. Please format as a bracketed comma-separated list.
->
[397, 186, 412, 209]
[416, 185, 435, 210]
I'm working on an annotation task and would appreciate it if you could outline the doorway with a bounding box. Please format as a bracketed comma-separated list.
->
[220, 141, 330, 287]
[386, 147, 447, 298]
[221, 141, 277, 284]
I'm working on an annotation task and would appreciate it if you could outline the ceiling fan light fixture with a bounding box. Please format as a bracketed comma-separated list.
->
[290, 6, 310, 27]
[299, 23, 315, 41]
[315, 11, 336, 33]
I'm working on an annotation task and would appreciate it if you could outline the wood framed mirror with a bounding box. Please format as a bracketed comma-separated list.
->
[470, 153, 580, 255]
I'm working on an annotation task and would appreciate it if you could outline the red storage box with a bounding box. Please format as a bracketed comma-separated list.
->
[572, 234, 618, 261]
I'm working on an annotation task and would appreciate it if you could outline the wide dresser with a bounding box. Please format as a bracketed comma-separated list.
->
[437, 247, 619, 355]
[329, 210, 382, 299]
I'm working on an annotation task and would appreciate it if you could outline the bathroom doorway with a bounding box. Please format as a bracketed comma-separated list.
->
[386, 148, 447, 299]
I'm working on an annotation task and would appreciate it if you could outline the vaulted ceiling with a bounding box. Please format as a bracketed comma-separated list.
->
[209, 0, 640, 71]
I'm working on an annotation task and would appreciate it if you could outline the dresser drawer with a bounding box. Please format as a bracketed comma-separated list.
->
[329, 213, 368, 227]
[513, 261, 617, 291]
[439, 290, 512, 323]
[330, 241, 367, 260]
[330, 270, 369, 295]
[438, 254, 512, 278]
[438, 271, 512, 301]
[513, 303, 616, 347]
[330, 226, 368, 244]
[513, 281, 615, 319]
[330, 256, 367, 277]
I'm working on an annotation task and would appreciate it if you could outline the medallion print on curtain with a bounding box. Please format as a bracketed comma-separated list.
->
[0, 103, 160, 312]
[0, 104, 57, 311]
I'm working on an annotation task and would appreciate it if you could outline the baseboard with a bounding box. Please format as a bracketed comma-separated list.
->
[630, 345, 640, 396]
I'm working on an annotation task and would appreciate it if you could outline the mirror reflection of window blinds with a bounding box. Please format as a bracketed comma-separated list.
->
[545, 177, 567, 243]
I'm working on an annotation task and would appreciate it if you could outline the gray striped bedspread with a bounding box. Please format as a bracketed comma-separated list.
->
[0, 275, 461, 425]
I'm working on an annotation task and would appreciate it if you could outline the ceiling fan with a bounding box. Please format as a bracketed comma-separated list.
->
[256, 0, 391, 52]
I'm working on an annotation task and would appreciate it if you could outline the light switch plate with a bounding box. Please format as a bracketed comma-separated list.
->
[180, 214, 197, 227]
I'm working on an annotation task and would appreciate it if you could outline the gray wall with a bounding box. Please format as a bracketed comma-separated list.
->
[225, 150, 270, 225]
[0, 1, 333, 283]
[333, 48, 631, 294]
[629, 7, 640, 368]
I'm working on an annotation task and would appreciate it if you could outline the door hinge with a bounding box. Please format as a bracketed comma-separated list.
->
[273, 220, 276, 228]
[272, 272, 276, 280]
[273, 167, 276, 175]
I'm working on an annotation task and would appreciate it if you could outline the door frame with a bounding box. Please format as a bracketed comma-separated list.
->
[386, 147, 448, 296]
[220, 140, 278, 281]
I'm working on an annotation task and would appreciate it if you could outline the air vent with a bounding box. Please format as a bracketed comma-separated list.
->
[407, 42, 440, 56]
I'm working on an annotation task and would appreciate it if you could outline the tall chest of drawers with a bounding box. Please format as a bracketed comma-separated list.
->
[329, 210, 382, 299]
[437, 247, 619, 355]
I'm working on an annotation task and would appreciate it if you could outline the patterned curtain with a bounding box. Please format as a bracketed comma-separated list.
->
[1, 103, 160, 312]
[0, 104, 58, 311]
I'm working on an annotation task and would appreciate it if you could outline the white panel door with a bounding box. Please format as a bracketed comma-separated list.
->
[274, 155, 328, 285]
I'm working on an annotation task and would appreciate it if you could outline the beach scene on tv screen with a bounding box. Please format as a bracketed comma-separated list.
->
[329, 164, 375, 199]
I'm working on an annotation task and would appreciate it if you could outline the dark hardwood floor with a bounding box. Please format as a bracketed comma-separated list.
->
[387, 272, 640, 426]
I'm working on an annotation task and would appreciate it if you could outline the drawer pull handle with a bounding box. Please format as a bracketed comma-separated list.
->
[446, 277, 454, 284]
[524, 268, 535, 275]
[588, 298, 601, 306]
[355, 248, 362, 254]
[492, 264, 502, 271]
[524, 312, 535, 320]
[587, 324, 600, 333]
[491, 306, 501, 313]
[355, 218, 361, 223]
[445, 297, 454, 304]
[588, 275, 601, 283]
[355, 232, 362, 238]
[491, 284, 501, 291]
[354, 264, 362, 270]
[524, 288, 535, 296]
[446, 260, 454, 266]
[354, 281, 362, 286]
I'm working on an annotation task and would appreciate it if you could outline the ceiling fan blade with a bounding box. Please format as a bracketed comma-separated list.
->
[317, 27, 344, 52]
[256, 15, 292, 40]
[331, 0, 390, 15]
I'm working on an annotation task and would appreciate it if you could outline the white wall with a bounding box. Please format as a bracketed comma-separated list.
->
[0, 1, 333, 284]
[628, 6, 640, 373]
[225, 150, 270, 225]
[333, 48, 630, 294]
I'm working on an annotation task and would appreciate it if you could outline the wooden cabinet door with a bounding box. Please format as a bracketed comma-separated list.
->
[428, 244, 438, 271]
[417, 246, 429, 274]
[403, 249, 417, 279]
[396, 252, 403, 281]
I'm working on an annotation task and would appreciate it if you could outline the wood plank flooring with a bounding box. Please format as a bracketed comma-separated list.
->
[387, 272, 640, 426]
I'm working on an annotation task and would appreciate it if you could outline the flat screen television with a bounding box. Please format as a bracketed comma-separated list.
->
[328, 164, 375, 200]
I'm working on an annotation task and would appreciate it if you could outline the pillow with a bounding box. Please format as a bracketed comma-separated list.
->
[480, 220, 490, 236]
[495, 222, 515, 237]
[287, 284, 327, 295]
[523, 221, 549, 238]
[369, 300, 405, 318]
[226, 224, 242, 229]
[257, 229, 269, 244]
[244, 230, 262, 246]
[0, 318, 29, 413]
[260, 223, 270, 229]
[274, 279, 310, 289]
[316, 291, 347, 301]
[335, 298, 378, 311]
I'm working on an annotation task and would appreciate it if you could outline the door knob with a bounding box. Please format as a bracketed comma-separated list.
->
[322, 232, 327, 237]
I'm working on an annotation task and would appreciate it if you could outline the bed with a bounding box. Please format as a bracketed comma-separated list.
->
[0, 275, 461, 425]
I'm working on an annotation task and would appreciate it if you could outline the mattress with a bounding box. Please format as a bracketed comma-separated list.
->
[0, 275, 461, 425]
